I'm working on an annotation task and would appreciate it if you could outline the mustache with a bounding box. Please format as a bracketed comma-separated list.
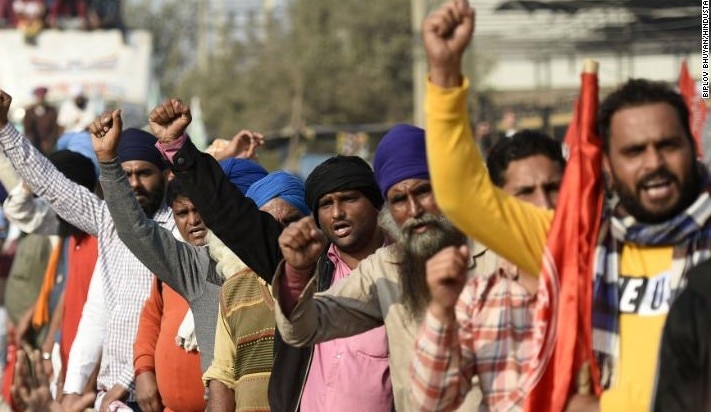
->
[401, 213, 443, 236]
[133, 188, 149, 198]
[636, 168, 678, 191]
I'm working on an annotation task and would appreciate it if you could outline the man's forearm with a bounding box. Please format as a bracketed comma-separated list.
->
[100, 160, 209, 301]
[0, 123, 102, 237]
[208, 380, 235, 412]
[425, 80, 551, 275]
[279, 264, 314, 317]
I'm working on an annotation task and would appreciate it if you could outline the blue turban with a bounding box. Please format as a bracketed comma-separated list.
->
[373, 124, 429, 198]
[219, 158, 268, 194]
[56, 131, 100, 176]
[117, 128, 166, 170]
[246, 171, 310, 216]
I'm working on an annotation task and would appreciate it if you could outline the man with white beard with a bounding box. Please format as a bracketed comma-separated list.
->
[273, 124, 488, 411]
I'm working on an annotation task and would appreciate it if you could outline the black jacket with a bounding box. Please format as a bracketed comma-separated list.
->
[268, 252, 336, 412]
[654, 259, 711, 412]
[170, 139, 284, 281]
[169, 139, 330, 411]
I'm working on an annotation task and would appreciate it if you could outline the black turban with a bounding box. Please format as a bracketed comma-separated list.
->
[48, 150, 97, 191]
[305, 155, 383, 223]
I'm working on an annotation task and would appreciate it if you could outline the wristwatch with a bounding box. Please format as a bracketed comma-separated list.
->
[41, 352, 51, 361]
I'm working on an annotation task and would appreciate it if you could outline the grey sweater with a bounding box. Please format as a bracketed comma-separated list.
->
[100, 160, 222, 372]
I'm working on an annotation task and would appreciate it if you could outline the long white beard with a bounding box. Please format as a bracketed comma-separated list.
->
[205, 230, 249, 281]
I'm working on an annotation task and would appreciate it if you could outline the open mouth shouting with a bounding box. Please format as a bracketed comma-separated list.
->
[331, 221, 352, 238]
[638, 172, 678, 204]
[189, 226, 207, 239]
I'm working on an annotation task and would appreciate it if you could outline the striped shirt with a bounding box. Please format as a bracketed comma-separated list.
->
[202, 269, 275, 411]
[0, 124, 174, 397]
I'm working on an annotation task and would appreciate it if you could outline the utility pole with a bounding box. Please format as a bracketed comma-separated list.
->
[215, 0, 226, 57]
[197, 0, 208, 72]
[263, 0, 274, 39]
[411, 0, 428, 127]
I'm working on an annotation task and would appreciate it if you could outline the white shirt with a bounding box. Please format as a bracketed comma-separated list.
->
[63, 258, 105, 394]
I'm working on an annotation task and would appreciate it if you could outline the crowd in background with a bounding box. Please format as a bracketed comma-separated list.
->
[0, 0, 122, 43]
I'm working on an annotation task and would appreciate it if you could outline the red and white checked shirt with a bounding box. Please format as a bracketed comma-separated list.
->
[411, 261, 539, 412]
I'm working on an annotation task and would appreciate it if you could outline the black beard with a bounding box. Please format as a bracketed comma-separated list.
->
[138, 180, 166, 219]
[612, 164, 701, 224]
[379, 209, 466, 321]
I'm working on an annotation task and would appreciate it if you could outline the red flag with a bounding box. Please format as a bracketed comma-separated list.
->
[679, 60, 708, 157]
[2, 341, 17, 409]
[524, 60, 604, 411]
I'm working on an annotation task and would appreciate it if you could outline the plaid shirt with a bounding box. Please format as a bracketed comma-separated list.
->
[0, 124, 174, 398]
[411, 260, 538, 412]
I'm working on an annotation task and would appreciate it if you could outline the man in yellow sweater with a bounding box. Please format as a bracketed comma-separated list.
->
[419, 1, 711, 411]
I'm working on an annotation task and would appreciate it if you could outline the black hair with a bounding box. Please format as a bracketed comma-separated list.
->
[599, 78, 693, 152]
[165, 178, 189, 207]
[486, 130, 566, 187]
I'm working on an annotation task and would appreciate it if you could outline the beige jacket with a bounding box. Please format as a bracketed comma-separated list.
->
[273, 243, 491, 411]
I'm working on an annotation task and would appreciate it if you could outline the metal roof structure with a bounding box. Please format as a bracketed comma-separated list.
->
[474, 0, 699, 57]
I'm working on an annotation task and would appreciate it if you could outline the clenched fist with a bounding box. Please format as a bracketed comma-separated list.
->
[422, 0, 475, 88]
[278, 216, 327, 272]
[426, 244, 469, 323]
[89, 109, 123, 163]
[148, 99, 192, 144]
[0, 90, 12, 128]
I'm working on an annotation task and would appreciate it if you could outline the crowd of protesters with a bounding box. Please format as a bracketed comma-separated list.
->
[0, 0, 707, 411]
[0, 0, 122, 43]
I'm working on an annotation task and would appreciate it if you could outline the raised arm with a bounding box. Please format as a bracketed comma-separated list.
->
[273, 219, 386, 346]
[89, 110, 215, 300]
[149, 100, 285, 282]
[0, 91, 105, 237]
[422, 1, 551, 275]
[3, 183, 60, 236]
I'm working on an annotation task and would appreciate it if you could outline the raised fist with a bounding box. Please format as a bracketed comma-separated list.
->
[278, 216, 327, 272]
[422, 0, 475, 88]
[426, 244, 469, 322]
[148, 99, 192, 144]
[89, 109, 123, 163]
[0, 90, 12, 128]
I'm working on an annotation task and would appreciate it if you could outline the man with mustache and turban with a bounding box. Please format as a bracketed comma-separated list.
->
[273, 124, 487, 411]
[245, 170, 311, 226]
[204, 170, 310, 411]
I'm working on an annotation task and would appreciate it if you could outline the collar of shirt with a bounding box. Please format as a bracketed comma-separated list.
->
[326, 243, 351, 284]
[152, 203, 173, 226]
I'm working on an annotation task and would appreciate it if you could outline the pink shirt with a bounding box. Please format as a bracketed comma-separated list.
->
[299, 244, 392, 412]
[154, 134, 186, 163]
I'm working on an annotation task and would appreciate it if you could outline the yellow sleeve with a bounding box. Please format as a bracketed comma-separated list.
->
[425, 78, 553, 275]
[202, 302, 237, 389]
